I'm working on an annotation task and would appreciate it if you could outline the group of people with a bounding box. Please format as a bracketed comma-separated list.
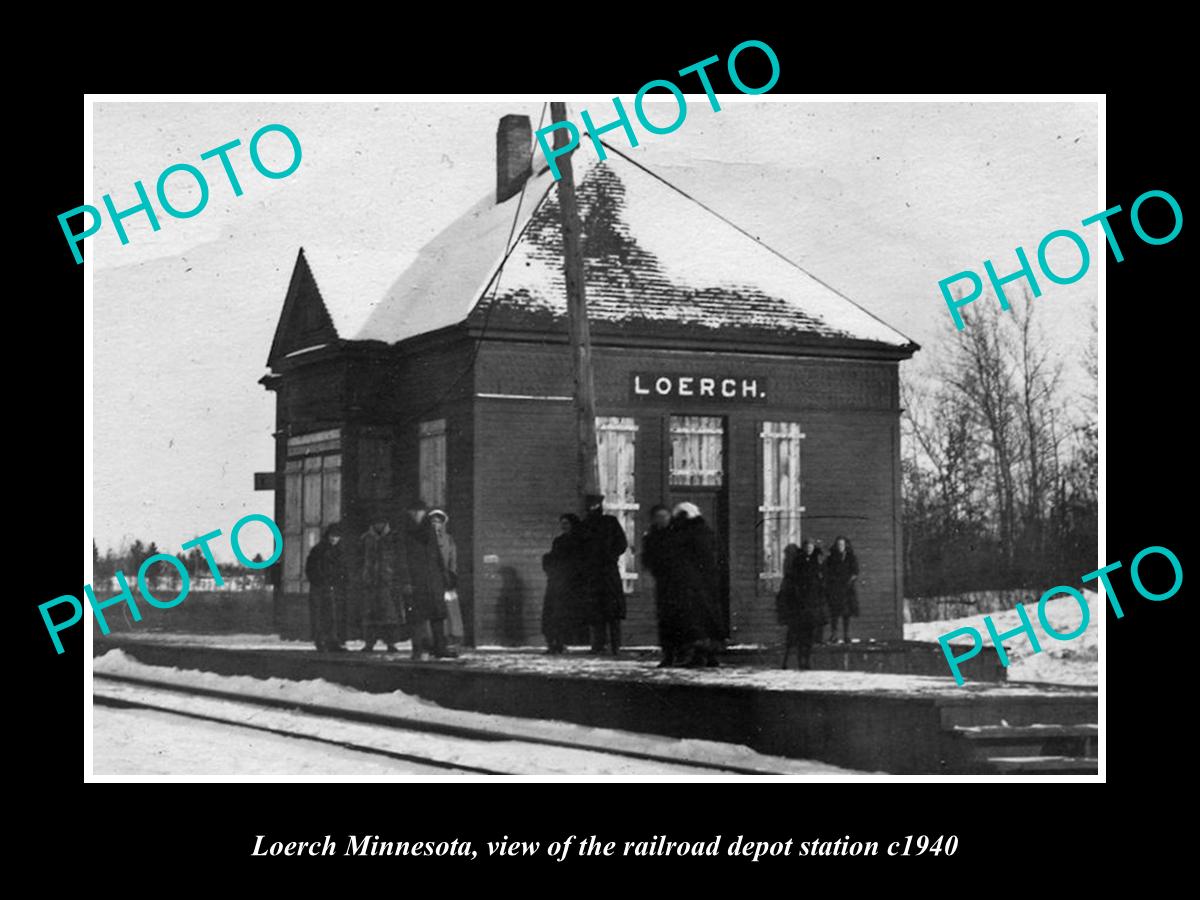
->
[305, 498, 461, 661]
[540, 493, 632, 655]
[541, 495, 727, 667]
[305, 491, 861, 671]
[775, 536, 860, 670]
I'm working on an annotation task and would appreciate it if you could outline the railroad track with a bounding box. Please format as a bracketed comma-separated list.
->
[93, 672, 782, 775]
[93, 689, 504, 774]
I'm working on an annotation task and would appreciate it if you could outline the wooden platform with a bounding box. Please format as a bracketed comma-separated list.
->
[96, 637, 1096, 775]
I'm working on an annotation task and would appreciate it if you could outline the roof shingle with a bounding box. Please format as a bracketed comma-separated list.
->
[339, 149, 914, 349]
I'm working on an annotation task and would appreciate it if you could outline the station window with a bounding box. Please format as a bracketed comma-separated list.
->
[596, 416, 639, 593]
[759, 421, 805, 586]
[418, 419, 447, 508]
[669, 416, 725, 486]
[282, 429, 342, 594]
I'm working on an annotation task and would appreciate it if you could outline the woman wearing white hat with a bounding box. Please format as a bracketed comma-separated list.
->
[662, 502, 726, 667]
[427, 508, 463, 645]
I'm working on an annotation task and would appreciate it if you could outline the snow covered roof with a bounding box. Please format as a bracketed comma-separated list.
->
[299, 244, 413, 341]
[320, 150, 915, 350]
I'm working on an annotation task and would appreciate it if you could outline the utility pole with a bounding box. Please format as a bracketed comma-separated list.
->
[551, 101, 600, 506]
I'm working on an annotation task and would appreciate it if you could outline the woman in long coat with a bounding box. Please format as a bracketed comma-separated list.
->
[663, 502, 726, 667]
[824, 535, 860, 643]
[776, 538, 826, 669]
[306, 521, 347, 652]
[396, 501, 450, 660]
[578, 494, 629, 655]
[360, 518, 400, 652]
[541, 513, 582, 654]
[640, 505, 677, 666]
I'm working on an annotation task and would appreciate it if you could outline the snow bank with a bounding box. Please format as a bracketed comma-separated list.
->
[905, 590, 1098, 686]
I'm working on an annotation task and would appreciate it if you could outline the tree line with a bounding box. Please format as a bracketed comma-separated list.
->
[92, 539, 266, 584]
[901, 289, 1097, 596]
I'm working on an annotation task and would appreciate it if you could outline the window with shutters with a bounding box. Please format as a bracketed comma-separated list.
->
[596, 416, 639, 593]
[669, 416, 724, 486]
[418, 419, 447, 509]
[282, 429, 342, 594]
[759, 421, 804, 586]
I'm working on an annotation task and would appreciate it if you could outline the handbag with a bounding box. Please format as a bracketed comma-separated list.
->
[445, 589, 464, 640]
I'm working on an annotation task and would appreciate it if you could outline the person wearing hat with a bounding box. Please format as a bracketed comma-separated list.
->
[662, 502, 726, 667]
[427, 508, 463, 645]
[360, 509, 401, 652]
[577, 492, 629, 655]
[305, 521, 347, 652]
[396, 498, 456, 659]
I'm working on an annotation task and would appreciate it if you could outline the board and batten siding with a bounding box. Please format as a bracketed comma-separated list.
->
[470, 339, 904, 646]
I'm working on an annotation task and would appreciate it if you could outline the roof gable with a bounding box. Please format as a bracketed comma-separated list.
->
[267, 248, 340, 368]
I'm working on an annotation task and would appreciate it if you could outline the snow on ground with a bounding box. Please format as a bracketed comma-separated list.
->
[94, 682, 763, 777]
[453, 649, 1087, 695]
[93, 650, 857, 775]
[94, 706, 453, 778]
[96, 632, 315, 650]
[100, 633, 1093, 696]
[905, 590, 1098, 686]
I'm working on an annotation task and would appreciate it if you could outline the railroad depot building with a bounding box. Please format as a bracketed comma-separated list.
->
[261, 114, 918, 648]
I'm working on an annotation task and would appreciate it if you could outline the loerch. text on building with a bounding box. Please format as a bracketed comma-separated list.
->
[631, 373, 767, 403]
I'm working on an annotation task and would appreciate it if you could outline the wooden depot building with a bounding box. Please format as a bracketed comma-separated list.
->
[261, 114, 919, 648]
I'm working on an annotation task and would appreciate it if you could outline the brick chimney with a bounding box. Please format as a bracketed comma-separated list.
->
[496, 114, 532, 203]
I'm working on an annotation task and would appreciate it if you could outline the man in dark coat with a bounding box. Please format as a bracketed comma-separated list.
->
[396, 498, 454, 660]
[360, 514, 401, 652]
[305, 521, 347, 652]
[640, 504, 678, 666]
[824, 535, 860, 643]
[542, 513, 583, 654]
[777, 538, 827, 669]
[662, 502, 726, 667]
[578, 493, 628, 655]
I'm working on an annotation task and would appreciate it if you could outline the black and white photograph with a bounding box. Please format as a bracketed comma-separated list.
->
[84, 96, 1100, 779]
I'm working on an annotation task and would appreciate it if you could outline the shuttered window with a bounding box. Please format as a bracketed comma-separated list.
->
[760, 421, 804, 584]
[669, 416, 724, 486]
[418, 419, 447, 509]
[282, 430, 342, 593]
[596, 416, 639, 593]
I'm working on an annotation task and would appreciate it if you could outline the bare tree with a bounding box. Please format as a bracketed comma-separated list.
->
[1009, 290, 1066, 559]
[900, 290, 1098, 596]
[943, 304, 1020, 570]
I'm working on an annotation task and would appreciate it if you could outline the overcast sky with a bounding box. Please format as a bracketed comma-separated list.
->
[91, 99, 1098, 559]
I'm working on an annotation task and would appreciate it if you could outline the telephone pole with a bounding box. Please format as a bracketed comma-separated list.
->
[551, 101, 600, 505]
